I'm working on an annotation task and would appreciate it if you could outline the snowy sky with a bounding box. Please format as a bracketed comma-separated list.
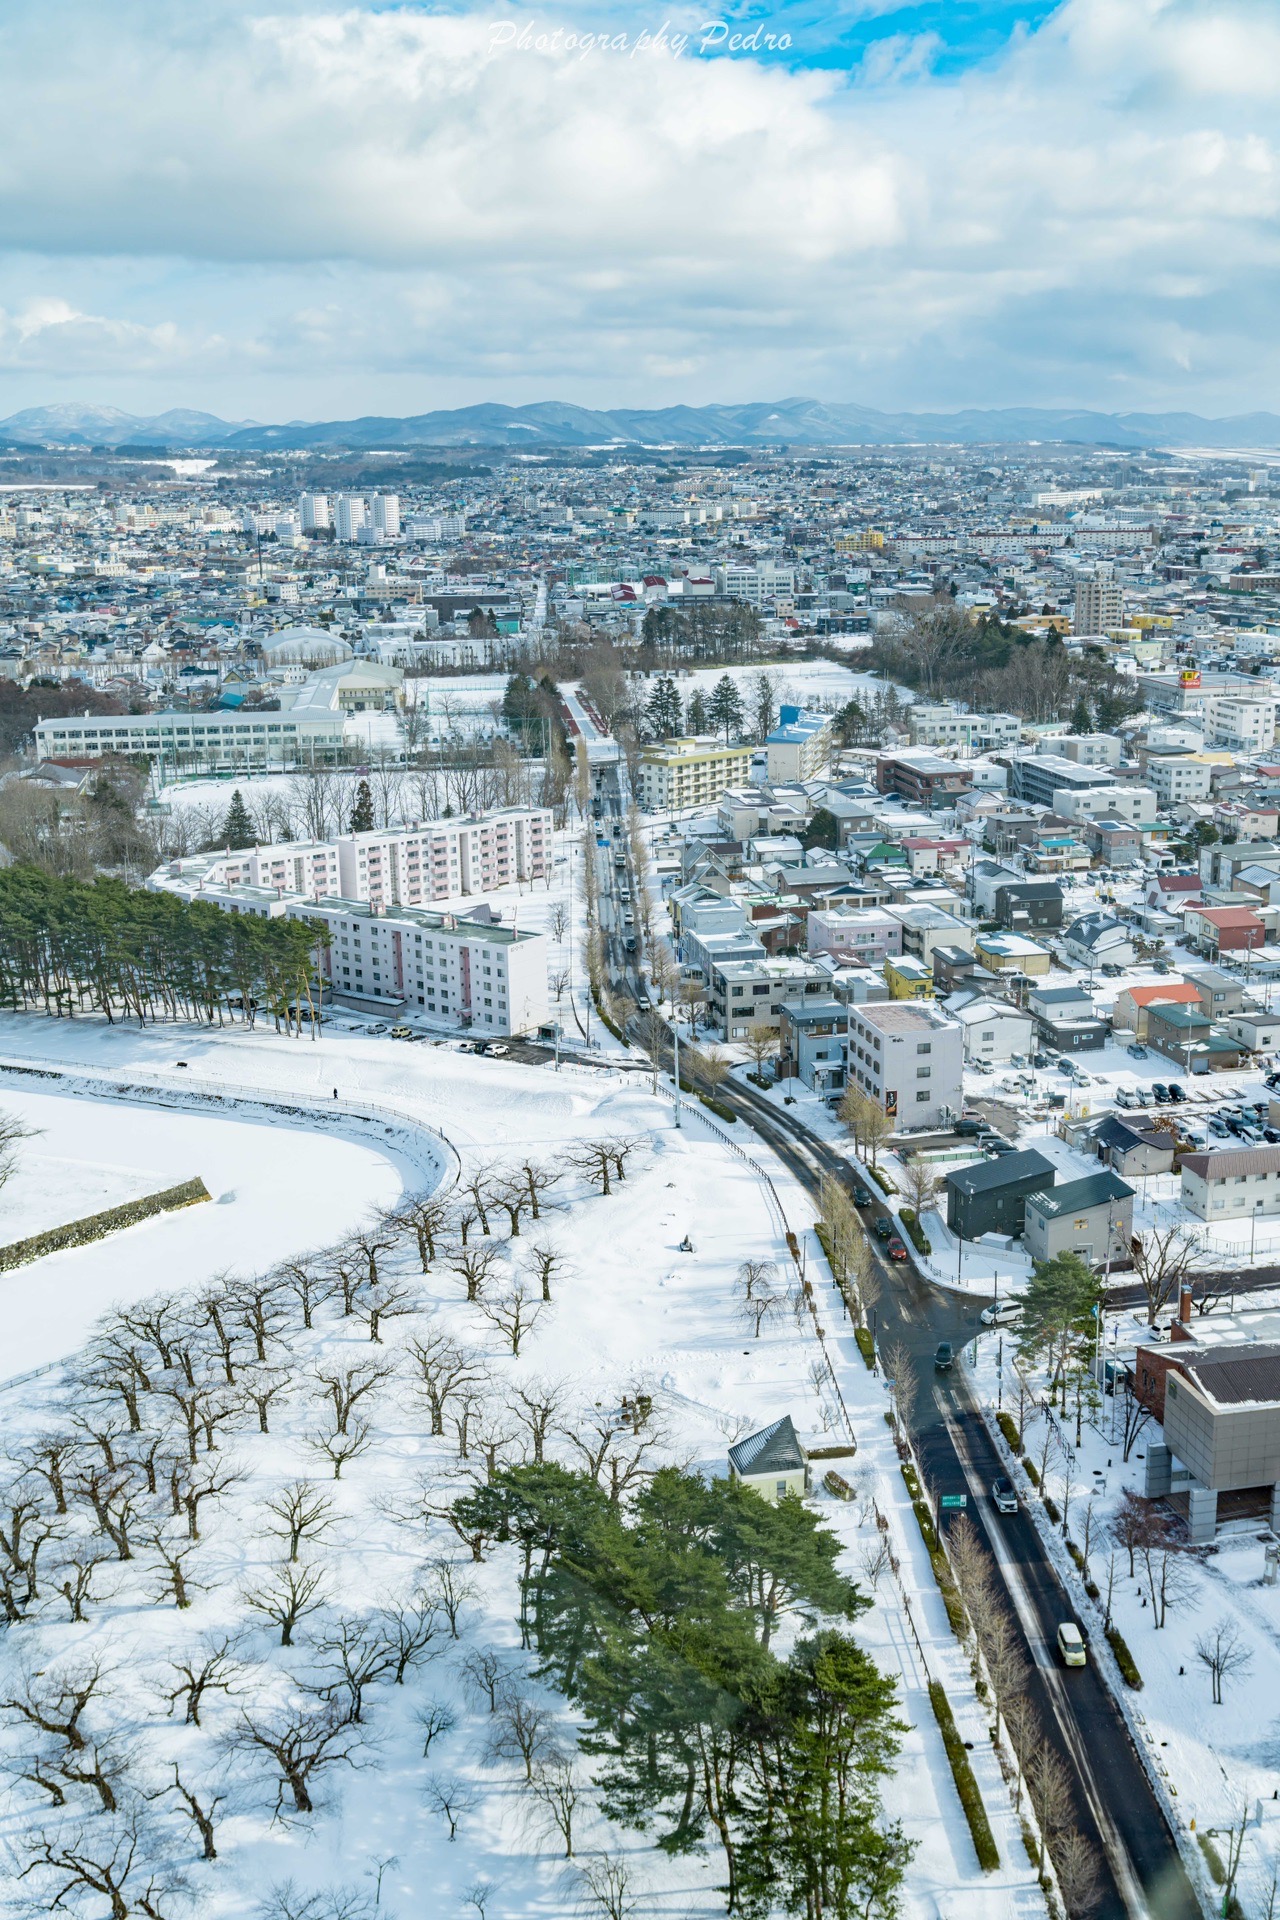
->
[0, 0, 1277, 418]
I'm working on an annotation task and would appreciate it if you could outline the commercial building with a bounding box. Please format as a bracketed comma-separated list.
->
[765, 706, 833, 782]
[844, 999, 964, 1128]
[906, 706, 1021, 753]
[34, 708, 348, 770]
[637, 737, 755, 811]
[874, 752, 975, 810]
[1138, 1342, 1280, 1541]
[1023, 1170, 1134, 1266]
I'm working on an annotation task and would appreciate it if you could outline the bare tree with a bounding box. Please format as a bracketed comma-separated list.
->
[275, 1258, 334, 1330]
[55, 1539, 111, 1624]
[156, 1763, 225, 1861]
[464, 1172, 496, 1237]
[462, 1647, 511, 1714]
[356, 1278, 421, 1345]
[1050, 1830, 1100, 1915]
[1195, 1617, 1254, 1705]
[1117, 1375, 1152, 1463]
[145, 1523, 203, 1611]
[1024, 1734, 1073, 1871]
[232, 1273, 290, 1363]
[575, 1851, 638, 1920]
[527, 1241, 567, 1302]
[881, 1340, 917, 1431]
[1, 1655, 111, 1756]
[160, 1635, 242, 1727]
[240, 1367, 292, 1434]
[517, 1159, 561, 1221]
[230, 1700, 362, 1816]
[314, 1356, 392, 1434]
[0, 1106, 37, 1195]
[735, 1258, 784, 1338]
[477, 1280, 547, 1356]
[426, 1556, 475, 1638]
[395, 1194, 452, 1272]
[383, 1589, 444, 1682]
[171, 1454, 244, 1541]
[490, 1692, 557, 1782]
[563, 1403, 663, 1505]
[527, 1753, 582, 1857]
[407, 1331, 486, 1437]
[346, 1219, 399, 1289]
[512, 1378, 565, 1464]
[745, 1024, 780, 1082]
[902, 1154, 939, 1221]
[838, 1085, 893, 1166]
[309, 1615, 400, 1725]
[448, 1241, 504, 1303]
[425, 1772, 479, 1841]
[1128, 1226, 1198, 1327]
[244, 1561, 328, 1646]
[416, 1699, 457, 1755]
[1111, 1488, 1154, 1578]
[309, 1414, 374, 1481]
[15, 1815, 183, 1920]
[570, 1140, 619, 1196]
[265, 1481, 335, 1564]
[490, 1173, 530, 1238]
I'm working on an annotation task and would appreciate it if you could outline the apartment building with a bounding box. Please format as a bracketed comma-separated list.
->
[874, 751, 975, 809]
[844, 999, 964, 1128]
[1008, 754, 1117, 809]
[765, 707, 834, 782]
[1053, 784, 1158, 826]
[806, 907, 902, 965]
[710, 954, 832, 1037]
[34, 708, 347, 769]
[637, 737, 754, 810]
[1146, 755, 1213, 805]
[1073, 573, 1123, 634]
[1181, 1146, 1280, 1222]
[907, 706, 1021, 752]
[1038, 733, 1123, 768]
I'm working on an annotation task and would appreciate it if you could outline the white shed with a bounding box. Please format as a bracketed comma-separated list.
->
[727, 1415, 810, 1502]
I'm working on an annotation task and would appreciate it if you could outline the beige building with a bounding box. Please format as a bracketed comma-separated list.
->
[637, 736, 754, 811]
[1074, 572, 1123, 635]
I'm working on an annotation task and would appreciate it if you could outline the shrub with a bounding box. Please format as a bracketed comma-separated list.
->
[1085, 1579, 1101, 1601]
[868, 1165, 898, 1195]
[0, 1177, 211, 1272]
[1198, 1833, 1225, 1886]
[697, 1092, 737, 1124]
[997, 1411, 1021, 1451]
[855, 1326, 875, 1367]
[928, 1681, 999, 1872]
[1043, 1494, 1061, 1525]
[899, 1206, 932, 1256]
[1105, 1625, 1143, 1690]
[1022, 1457, 1041, 1488]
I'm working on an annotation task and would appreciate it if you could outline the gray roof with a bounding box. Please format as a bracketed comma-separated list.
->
[945, 1150, 1056, 1198]
[1173, 1345, 1280, 1408]
[1026, 1170, 1134, 1218]
[1182, 1145, 1280, 1180]
[728, 1415, 807, 1477]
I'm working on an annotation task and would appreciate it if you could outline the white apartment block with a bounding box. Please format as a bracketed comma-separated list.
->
[709, 955, 833, 1037]
[907, 706, 1021, 752]
[1204, 694, 1279, 753]
[154, 807, 553, 906]
[845, 1000, 964, 1129]
[34, 708, 347, 769]
[1053, 784, 1158, 826]
[370, 494, 400, 537]
[1146, 756, 1213, 805]
[299, 493, 331, 532]
[714, 563, 796, 606]
[335, 495, 368, 543]
[162, 883, 549, 1036]
[637, 737, 754, 811]
[1181, 1146, 1280, 1222]
[1074, 574, 1123, 635]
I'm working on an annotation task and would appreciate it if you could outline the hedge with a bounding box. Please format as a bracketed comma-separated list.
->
[855, 1326, 875, 1368]
[1022, 1457, 1041, 1488]
[1105, 1625, 1143, 1690]
[928, 1680, 1000, 1872]
[1197, 1833, 1226, 1885]
[0, 1177, 211, 1272]
[868, 1164, 898, 1195]
[899, 1206, 932, 1256]
[1042, 1494, 1061, 1525]
[997, 1411, 1021, 1451]
[900, 1464, 968, 1637]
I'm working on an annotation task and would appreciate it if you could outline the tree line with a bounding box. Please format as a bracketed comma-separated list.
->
[0, 866, 327, 1034]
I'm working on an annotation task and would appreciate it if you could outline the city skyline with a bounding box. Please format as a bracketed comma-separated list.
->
[0, 0, 1276, 421]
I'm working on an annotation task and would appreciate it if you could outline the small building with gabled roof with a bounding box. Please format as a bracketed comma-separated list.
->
[727, 1415, 810, 1502]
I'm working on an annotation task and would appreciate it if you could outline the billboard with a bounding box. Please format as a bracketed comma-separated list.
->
[1180, 667, 1202, 690]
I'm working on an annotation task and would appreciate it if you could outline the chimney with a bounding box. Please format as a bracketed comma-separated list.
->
[1179, 1282, 1194, 1327]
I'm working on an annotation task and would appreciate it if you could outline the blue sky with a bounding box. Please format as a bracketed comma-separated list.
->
[0, 0, 1275, 422]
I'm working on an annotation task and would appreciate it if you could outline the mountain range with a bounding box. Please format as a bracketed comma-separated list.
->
[3, 397, 1280, 451]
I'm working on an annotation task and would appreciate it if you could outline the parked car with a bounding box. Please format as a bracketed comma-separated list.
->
[1152, 960, 1172, 975]
[886, 1236, 908, 1262]
[1057, 1060, 1075, 1075]
[1131, 1087, 1152, 1107]
[1264, 1070, 1280, 1090]
[456, 1040, 476, 1053]
[1152, 1083, 1170, 1103]
[1240, 1125, 1265, 1144]
[953, 1118, 982, 1137]
[934, 1341, 954, 1370]
[488, 1042, 510, 1056]
[367, 1022, 388, 1035]
[1100, 962, 1123, 977]
[1116, 1087, 1140, 1109]
[992, 1476, 1019, 1514]
[852, 1186, 874, 1207]
[1126, 1043, 1148, 1059]
[873, 1216, 892, 1240]
[390, 1024, 414, 1040]
[1167, 1082, 1187, 1103]
[980, 1298, 1022, 1327]
[1208, 1116, 1230, 1137]
[1057, 1622, 1087, 1668]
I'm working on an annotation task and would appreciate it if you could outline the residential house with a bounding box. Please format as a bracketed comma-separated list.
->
[1136, 1342, 1280, 1541]
[1023, 1171, 1135, 1266]
[1113, 981, 1203, 1039]
[1183, 904, 1268, 959]
[944, 1149, 1057, 1239]
[884, 955, 935, 1000]
[1225, 1006, 1280, 1053]
[727, 1416, 810, 1502]
[806, 907, 902, 966]
[1028, 982, 1109, 1051]
[1060, 912, 1137, 970]
[1146, 1002, 1242, 1074]
[974, 931, 1053, 977]
[951, 995, 1036, 1064]
[1088, 1114, 1177, 1180]
[1181, 1145, 1280, 1221]
[778, 1000, 848, 1096]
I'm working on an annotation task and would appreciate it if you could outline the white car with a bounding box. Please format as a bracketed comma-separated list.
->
[488, 1042, 510, 1056]
[1057, 1622, 1087, 1668]
[980, 1298, 1022, 1327]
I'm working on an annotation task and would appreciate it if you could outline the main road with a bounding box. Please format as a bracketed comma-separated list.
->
[590, 757, 1199, 1920]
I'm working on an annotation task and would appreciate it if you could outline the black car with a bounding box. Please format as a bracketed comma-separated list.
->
[1152, 960, 1171, 975]
[1031, 1053, 1049, 1068]
[934, 1342, 954, 1371]
[1152, 1083, 1170, 1103]
[1167, 1083, 1187, 1103]
[874, 1216, 892, 1240]
[852, 1186, 874, 1207]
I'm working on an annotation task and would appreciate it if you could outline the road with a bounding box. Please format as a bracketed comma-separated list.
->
[587, 756, 1199, 1920]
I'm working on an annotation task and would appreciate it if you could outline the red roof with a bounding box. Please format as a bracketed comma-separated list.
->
[1156, 874, 1202, 893]
[1122, 983, 1201, 1007]
[1191, 907, 1264, 927]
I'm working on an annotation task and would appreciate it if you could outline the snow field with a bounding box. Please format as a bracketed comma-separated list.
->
[0, 1016, 1045, 1920]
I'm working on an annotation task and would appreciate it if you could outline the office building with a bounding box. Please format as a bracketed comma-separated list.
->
[844, 999, 964, 1128]
[1074, 570, 1123, 634]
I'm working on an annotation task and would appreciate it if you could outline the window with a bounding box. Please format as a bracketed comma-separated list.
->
[915, 1090, 929, 1102]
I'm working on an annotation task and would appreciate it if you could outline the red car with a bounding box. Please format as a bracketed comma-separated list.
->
[886, 1235, 908, 1262]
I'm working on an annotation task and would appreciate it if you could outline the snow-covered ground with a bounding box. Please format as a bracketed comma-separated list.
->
[0, 1012, 1043, 1920]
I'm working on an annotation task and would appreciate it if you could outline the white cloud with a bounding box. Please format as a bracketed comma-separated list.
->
[0, 0, 1274, 410]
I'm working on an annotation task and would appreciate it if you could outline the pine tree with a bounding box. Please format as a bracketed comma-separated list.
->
[1069, 695, 1092, 735]
[349, 779, 375, 834]
[223, 788, 254, 850]
[643, 677, 682, 741]
[708, 674, 745, 744]
[685, 687, 710, 734]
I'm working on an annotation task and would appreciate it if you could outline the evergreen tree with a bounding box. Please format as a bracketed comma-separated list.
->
[832, 698, 867, 747]
[222, 788, 254, 850]
[708, 674, 745, 744]
[802, 808, 839, 853]
[685, 687, 710, 734]
[349, 779, 375, 834]
[644, 676, 683, 740]
[1069, 695, 1093, 735]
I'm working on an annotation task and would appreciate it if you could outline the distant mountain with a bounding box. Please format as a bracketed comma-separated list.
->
[3, 396, 1279, 450]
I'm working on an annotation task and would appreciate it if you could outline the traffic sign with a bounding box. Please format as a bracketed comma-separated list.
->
[939, 1494, 968, 1510]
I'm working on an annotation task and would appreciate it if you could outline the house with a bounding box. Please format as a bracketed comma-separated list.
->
[1180, 1145, 1280, 1221]
[1225, 1006, 1280, 1053]
[969, 861, 1064, 929]
[1145, 1002, 1242, 1074]
[944, 1149, 1056, 1239]
[1023, 1170, 1135, 1266]
[1082, 817, 1144, 865]
[1060, 912, 1136, 970]
[951, 994, 1036, 1063]
[1183, 904, 1267, 958]
[884, 954, 935, 1000]
[778, 1000, 848, 1096]
[933, 945, 1004, 996]
[1184, 967, 1248, 1020]
[1112, 981, 1202, 1039]
[727, 1416, 810, 1502]
[1137, 1343, 1280, 1542]
[1088, 1114, 1177, 1180]
[974, 931, 1052, 977]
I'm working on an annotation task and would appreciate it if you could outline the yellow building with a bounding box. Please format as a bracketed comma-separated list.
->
[884, 954, 935, 1000]
[834, 530, 885, 552]
[636, 736, 755, 811]
[974, 932, 1052, 977]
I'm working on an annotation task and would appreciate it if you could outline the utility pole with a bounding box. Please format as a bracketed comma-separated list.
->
[673, 1016, 682, 1128]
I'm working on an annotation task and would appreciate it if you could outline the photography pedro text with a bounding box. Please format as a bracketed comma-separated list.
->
[488, 19, 793, 57]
